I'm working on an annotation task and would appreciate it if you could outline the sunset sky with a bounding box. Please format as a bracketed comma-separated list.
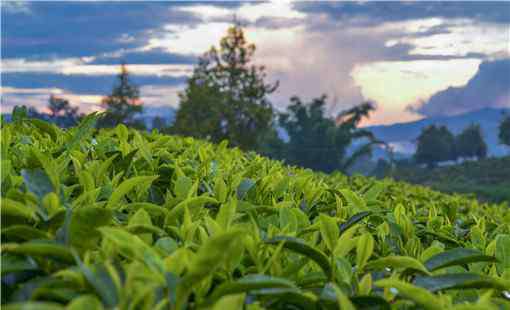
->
[2, 1, 509, 125]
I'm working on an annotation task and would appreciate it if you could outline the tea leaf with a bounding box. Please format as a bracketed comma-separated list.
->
[424, 248, 497, 271]
[266, 236, 332, 279]
[375, 278, 440, 310]
[414, 273, 510, 292]
[356, 232, 374, 270]
[106, 176, 158, 209]
[366, 256, 431, 275]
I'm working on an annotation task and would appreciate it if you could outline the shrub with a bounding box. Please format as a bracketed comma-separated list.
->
[1, 116, 509, 309]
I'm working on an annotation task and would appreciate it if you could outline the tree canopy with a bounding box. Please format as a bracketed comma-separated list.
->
[47, 94, 79, 127]
[456, 123, 487, 159]
[415, 125, 456, 168]
[98, 63, 143, 128]
[277, 95, 378, 173]
[499, 115, 510, 147]
[172, 24, 278, 150]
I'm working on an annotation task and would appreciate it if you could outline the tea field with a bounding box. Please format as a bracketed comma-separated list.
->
[2, 115, 510, 309]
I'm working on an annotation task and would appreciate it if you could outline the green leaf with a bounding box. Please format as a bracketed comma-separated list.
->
[356, 232, 374, 270]
[174, 175, 193, 199]
[67, 295, 104, 310]
[414, 273, 510, 292]
[214, 177, 228, 203]
[3, 242, 74, 264]
[208, 275, 295, 304]
[375, 278, 441, 310]
[1, 254, 39, 275]
[1, 198, 38, 222]
[424, 248, 497, 271]
[2, 302, 65, 310]
[350, 296, 391, 310]
[97, 227, 151, 261]
[216, 199, 237, 230]
[21, 168, 54, 201]
[63, 112, 99, 151]
[363, 183, 386, 203]
[183, 230, 242, 286]
[237, 178, 255, 200]
[128, 209, 153, 244]
[366, 256, 431, 275]
[319, 214, 339, 252]
[211, 293, 245, 310]
[69, 207, 112, 250]
[1, 225, 50, 241]
[266, 236, 332, 279]
[279, 206, 298, 233]
[495, 234, 510, 274]
[329, 282, 356, 310]
[105, 175, 158, 209]
[250, 288, 317, 309]
[73, 254, 119, 308]
[339, 211, 371, 235]
[339, 189, 367, 211]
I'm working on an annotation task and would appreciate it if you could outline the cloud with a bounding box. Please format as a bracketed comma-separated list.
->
[409, 58, 510, 117]
[0, 86, 102, 114]
[2, 72, 187, 95]
[2, 1, 31, 14]
[1, 2, 201, 58]
[293, 2, 510, 25]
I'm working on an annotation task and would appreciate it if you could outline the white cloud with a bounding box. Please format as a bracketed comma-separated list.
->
[1, 58, 193, 77]
[177, 2, 305, 24]
[2, 1, 31, 14]
[139, 85, 181, 109]
[1, 86, 102, 114]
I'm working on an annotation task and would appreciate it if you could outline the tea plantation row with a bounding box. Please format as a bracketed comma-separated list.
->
[1, 115, 509, 309]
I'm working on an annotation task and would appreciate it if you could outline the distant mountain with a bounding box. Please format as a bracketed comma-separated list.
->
[366, 108, 510, 158]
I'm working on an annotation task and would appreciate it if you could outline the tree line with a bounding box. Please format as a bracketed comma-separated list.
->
[13, 24, 510, 174]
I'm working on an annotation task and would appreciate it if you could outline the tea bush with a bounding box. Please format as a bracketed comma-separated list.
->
[2, 115, 509, 309]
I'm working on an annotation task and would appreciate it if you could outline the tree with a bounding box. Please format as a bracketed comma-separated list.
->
[499, 115, 510, 147]
[151, 116, 167, 131]
[277, 95, 378, 173]
[415, 125, 456, 168]
[456, 123, 487, 160]
[172, 24, 278, 150]
[98, 63, 143, 128]
[47, 95, 79, 127]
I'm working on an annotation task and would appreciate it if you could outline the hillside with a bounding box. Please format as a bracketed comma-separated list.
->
[366, 108, 510, 157]
[389, 156, 510, 204]
[2, 116, 510, 309]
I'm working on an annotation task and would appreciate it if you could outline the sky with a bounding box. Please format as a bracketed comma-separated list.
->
[1, 1, 509, 125]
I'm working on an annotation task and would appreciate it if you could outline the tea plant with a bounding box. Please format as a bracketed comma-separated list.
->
[1, 115, 509, 309]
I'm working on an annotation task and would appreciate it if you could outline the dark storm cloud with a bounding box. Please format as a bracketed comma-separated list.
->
[293, 2, 510, 26]
[2, 72, 187, 95]
[410, 58, 510, 117]
[1, 2, 242, 59]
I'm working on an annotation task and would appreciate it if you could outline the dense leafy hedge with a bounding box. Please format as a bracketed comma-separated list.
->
[2, 116, 510, 309]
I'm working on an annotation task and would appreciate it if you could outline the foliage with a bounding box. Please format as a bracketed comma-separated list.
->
[2, 116, 510, 309]
[415, 125, 456, 168]
[47, 95, 80, 128]
[456, 123, 487, 160]
[273, 95, 378, 173]
[499, 115, 510, 147]
[98, 63, 144, 129]
[172, 24, 278, 150]
[387, 156, 510, 203]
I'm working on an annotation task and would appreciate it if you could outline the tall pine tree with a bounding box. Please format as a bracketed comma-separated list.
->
[99, 63, 143, 128]
[172, 24, 278, 150]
